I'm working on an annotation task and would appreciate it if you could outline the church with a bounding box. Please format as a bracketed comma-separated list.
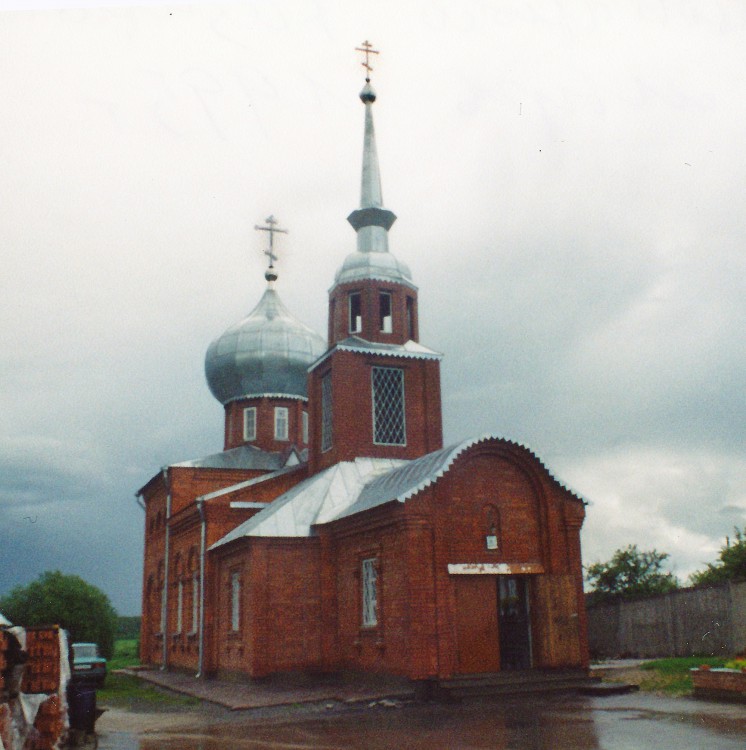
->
[138, 51, 589, 686]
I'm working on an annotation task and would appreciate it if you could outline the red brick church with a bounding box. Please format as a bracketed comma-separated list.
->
[138, 61, 589, 685]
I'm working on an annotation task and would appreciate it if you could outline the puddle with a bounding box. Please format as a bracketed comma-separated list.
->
[97, 695, 746, 750]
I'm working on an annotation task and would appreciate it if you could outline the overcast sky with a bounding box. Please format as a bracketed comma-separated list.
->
[1, 0, 745, 615]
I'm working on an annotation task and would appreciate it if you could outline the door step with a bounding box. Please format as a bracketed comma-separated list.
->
[429, 669, 599, 700]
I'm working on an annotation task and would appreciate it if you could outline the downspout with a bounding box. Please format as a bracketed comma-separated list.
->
[196, 497, 206, 678]
[161, 468, 171, 671]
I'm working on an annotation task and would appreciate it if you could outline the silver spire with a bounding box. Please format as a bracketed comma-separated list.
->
[347, 41, 396, 254]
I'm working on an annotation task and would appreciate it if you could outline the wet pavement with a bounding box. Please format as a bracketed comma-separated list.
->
[97, 691, 746, 749]
[120, 667, 414, 710]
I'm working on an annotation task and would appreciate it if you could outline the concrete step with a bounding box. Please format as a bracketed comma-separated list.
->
[434, 670, 598, 700]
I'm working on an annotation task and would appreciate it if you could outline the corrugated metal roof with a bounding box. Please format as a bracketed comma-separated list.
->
[210, 435, 587, 548]
[210, 457, 406, 547]
[309, 336, 442, 372]
[171, 444, 287, 472]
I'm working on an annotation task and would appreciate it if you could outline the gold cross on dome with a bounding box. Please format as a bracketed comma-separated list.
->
[355, 40, 379, 79]
[254, 215, 288, 268]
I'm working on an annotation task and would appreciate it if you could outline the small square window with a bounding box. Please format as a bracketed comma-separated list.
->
[274, 407, 289, 441]
[243, 407, 257, 442]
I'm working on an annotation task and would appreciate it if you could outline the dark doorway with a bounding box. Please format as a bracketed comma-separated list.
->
[498, 576, 531, 670]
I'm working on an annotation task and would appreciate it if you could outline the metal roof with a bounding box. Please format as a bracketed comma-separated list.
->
[171, 444, 288, 472]
[333, 248, 415, 288]
[309, 336, 442, 372]
[209, 435, 587, 547]
[210, 457, 406, 547]
[204, 286, 326, 405]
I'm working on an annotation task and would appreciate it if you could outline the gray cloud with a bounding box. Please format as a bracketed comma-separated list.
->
[1, 0, 745, 612]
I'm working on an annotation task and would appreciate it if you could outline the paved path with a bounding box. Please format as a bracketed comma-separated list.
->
[119, 668, 415, 710]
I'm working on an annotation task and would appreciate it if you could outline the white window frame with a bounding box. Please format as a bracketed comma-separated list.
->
[274, 406, 289, 441]
[362, 558, 378, 628]
[231, 572, 240, 632]
[302, 410, 308, 444]
[243, 407, 257, 441]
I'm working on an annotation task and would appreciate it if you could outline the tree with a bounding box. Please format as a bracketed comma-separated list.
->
[585, 545, 679, 605]
[691, 527, 746, 586]
[0, 570, 118, 658]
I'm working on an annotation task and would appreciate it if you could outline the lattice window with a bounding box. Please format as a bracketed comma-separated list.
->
[372, 367, 406, 445]
[362, 558, 378, 627]
[321, 373, 333, 452]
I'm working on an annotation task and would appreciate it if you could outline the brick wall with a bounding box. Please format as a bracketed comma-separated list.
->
[308, 350, 443, 473]
[328, 280, 418, 346]
[223, 396, 308, 452]
[212, 539, 322, 677]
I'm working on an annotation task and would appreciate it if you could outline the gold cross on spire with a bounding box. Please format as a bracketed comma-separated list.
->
[355, 40, 379, 80]
[254, 215, 288, 269]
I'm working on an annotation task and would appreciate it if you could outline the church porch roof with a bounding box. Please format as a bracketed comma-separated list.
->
[209, 435, 586, 546]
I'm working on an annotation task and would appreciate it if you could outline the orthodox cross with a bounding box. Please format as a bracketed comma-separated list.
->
[355, 40, 379, 80]
[254, 215, 287, 269]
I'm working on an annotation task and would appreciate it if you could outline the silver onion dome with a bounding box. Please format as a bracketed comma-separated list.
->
[205, 287, 326, 405]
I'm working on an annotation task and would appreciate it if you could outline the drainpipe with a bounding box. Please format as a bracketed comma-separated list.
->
[196, 497, 206, 678]
[161, 468, 171, 671]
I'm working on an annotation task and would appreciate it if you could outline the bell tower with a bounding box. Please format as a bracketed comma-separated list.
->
[309, 44, 443, 474]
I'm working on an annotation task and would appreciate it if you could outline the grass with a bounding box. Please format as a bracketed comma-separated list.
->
[107, 638, 140, 670]
[96, 638, 199, 708]
[637, 656, 730, 695]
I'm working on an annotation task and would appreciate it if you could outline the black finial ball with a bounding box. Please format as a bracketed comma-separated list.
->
[359, 81, 377, 103]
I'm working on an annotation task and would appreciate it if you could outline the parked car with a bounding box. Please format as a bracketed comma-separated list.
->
[70, 642, 106, 686]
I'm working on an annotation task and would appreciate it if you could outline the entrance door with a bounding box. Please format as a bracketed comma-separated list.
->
[498, 576, 532, 670]
[455, 576, 501, 673]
